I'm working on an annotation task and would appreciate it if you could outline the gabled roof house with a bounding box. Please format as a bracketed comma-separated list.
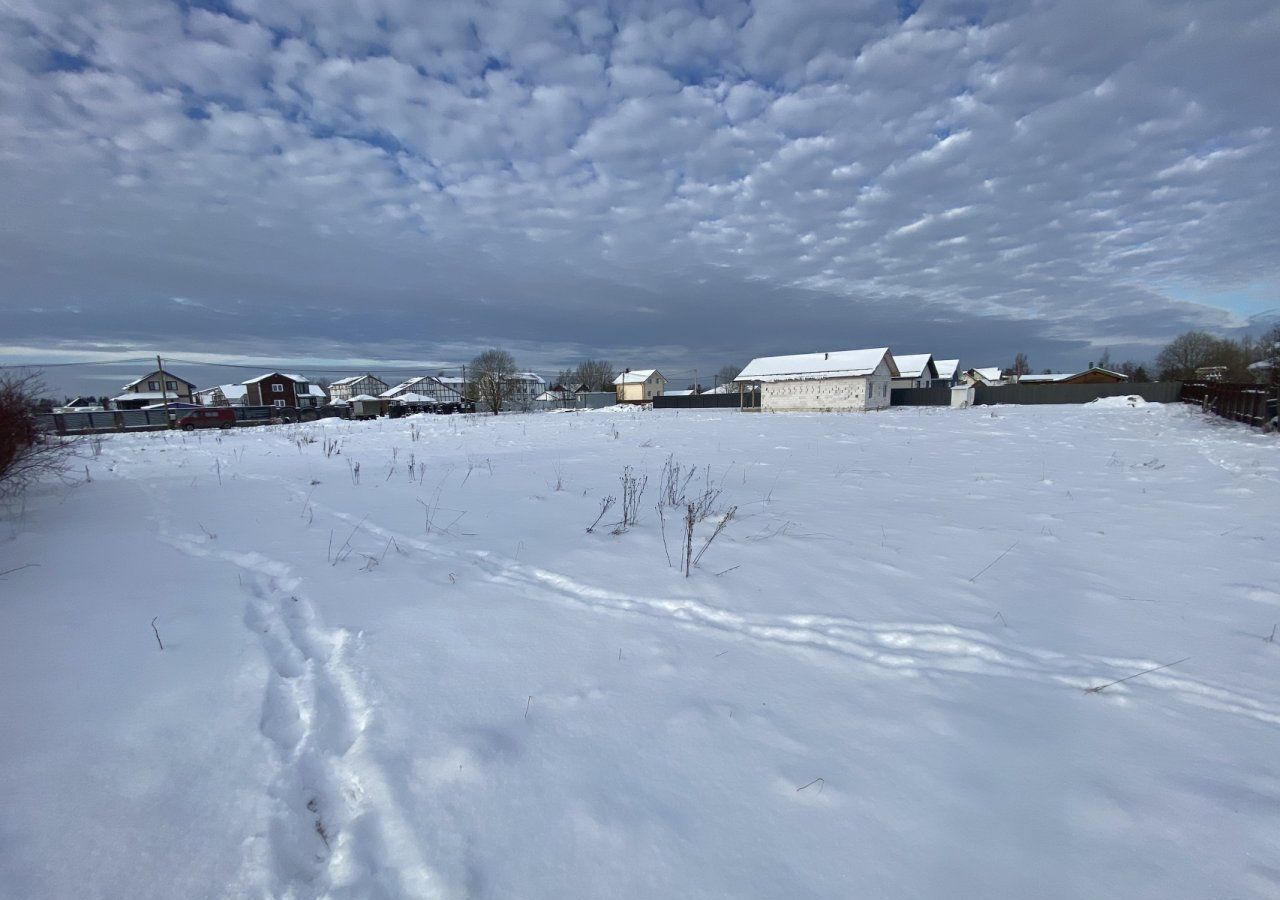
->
[614, 369, 667, 403]
[735, 348, 899, 412]
[891, 354, 940, 389]
[112, 369, 197, 409]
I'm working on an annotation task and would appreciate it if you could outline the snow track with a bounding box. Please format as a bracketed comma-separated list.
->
[295, 492, 1280, 730]
[152, 508, 440, 900]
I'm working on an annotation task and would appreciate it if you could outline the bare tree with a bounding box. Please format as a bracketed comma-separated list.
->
[572, 359, 614, 392]
[469, 349, 517, 415]
[1010, 353, 1032, 377]
[1156, 331, 1226, 380]
[1, 371, 78, 498]
[715, 364, 742, 387]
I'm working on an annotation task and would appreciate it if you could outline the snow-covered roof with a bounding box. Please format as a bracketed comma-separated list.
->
[381, 379, 420, 397]
[196, 383, 248, 400]
[511, 372, 545, 384]
[350, 394, 382, 402]
[665, 389, 696, 396]
[704, 384, 735, 394]
[934, 359, 959, 379]
[243, 372, 307, 384]
[111, 391, 172, 402]
[613, 369, 661, 385]
[305, 384, 327, 397]
[735, 348, 897, 383]
[966, 367, 1004, 383]
[391, 392, 436, 403]
[1020, 367, 1128, 383]
[1249, 359, 1275, 372]
[892, 354, 935, 379]
[330, 374, 384, 387]
[1018, 373, 1073, 383]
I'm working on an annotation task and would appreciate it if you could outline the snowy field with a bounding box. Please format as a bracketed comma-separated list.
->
[2, 402, 1278, 900]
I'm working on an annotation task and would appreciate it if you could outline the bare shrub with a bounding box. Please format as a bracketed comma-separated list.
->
[586, 495, 615, 533]
[1, 371, 77, 498]
[682, 504, 737, 577]
[615, 466, 647, 532]
[659, 455, 721, 521]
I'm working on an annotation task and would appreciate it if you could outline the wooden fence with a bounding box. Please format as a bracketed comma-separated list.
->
[1180, 381, 1278, 430]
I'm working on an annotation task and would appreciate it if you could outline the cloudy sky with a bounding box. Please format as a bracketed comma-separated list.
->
[2, 0, 1278, 393]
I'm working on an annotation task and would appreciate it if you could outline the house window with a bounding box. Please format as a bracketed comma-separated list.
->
[273, 399, 286, 408]
[272, 384, 284, 392]
[165, 381, 176, 391]
[147, 381, 159, 391]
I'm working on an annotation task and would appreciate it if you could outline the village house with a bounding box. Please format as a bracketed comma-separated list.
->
[194, 384, 249, 406]
[328, 374, 389, 401]
[111, 369, 197, 409]
[934, 359, 961, 386]
[382, 375, 466, 405]
[507, 372, 547, 407]
[959, 367, 1007, 387]
[891, 354, 940, 389]
[734, 348, 899, 412]
[1017, 367, 1129, 385]
[242, 373, 326, 408]
[614, 369, 667, 403]
[535, 383, 588, 405]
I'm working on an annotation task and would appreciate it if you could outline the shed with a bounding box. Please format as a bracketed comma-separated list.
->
[349, 394, 385, 419]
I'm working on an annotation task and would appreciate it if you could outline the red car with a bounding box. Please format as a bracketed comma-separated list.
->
[177, 408, 236, 430]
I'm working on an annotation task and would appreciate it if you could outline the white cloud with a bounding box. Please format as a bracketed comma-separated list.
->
[0, 0, 1277, 377]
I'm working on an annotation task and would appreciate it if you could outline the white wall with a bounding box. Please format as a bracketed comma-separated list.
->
[761, 376, 871, 411]
[867, 359, 893, 409]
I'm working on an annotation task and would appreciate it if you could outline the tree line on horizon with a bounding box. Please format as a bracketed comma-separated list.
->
[1010, 324, 1280, 384]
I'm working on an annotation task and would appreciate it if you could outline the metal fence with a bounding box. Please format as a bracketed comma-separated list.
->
[890, 381, 1182, 407]
[653, 390, 760, 410]
[973, 381, 1183, 406]
[890, 385, 953, 406]
[37, 405, 316, 434]
[1180, 381, 1278, 429]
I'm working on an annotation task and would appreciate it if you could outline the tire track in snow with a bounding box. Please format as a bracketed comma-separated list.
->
[145, 501, 441, 899]
[299, 494, 1280, 730]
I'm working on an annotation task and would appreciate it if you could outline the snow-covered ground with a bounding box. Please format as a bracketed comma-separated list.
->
[2, 403, 1278, 899]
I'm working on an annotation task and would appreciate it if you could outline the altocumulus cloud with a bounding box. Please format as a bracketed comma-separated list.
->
[1, 0, 1278, 374]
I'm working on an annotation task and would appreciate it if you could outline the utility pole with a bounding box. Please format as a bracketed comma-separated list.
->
[693, 367, 698, 394]
[157, 353, 172, 427]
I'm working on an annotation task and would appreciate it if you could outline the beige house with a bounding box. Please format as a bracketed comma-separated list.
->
[112, 369, 197, 409]
[613, 369, 667, 403]
[734, 348, 899, 412]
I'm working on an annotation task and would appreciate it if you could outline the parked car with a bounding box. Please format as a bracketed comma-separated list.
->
[177, 408, 236, 430]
